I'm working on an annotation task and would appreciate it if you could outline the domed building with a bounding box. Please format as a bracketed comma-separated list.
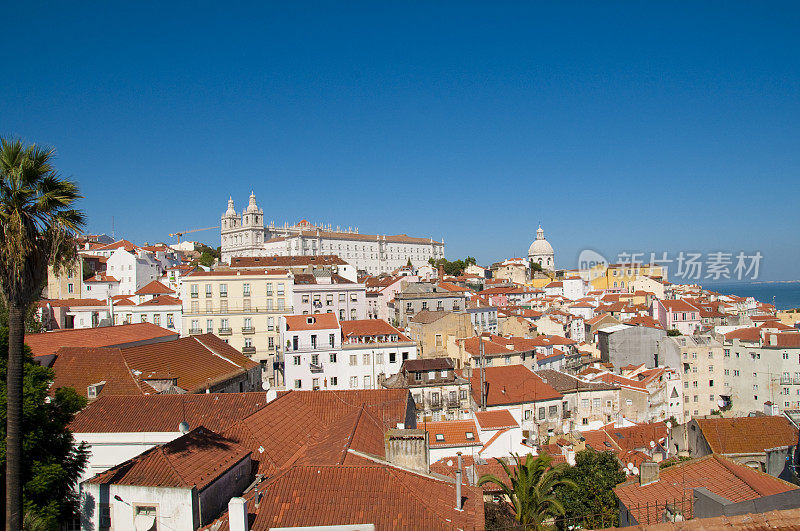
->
[528, 225, 555, 271]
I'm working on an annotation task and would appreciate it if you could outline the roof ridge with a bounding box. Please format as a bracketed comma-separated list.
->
[116, 348, 148, 395]
[387, 464, 468, 527]
[157, 444, 192, 488]
[712, 453, 797, 497]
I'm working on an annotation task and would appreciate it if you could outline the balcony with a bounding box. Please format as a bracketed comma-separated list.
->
[309, 363, 324, 373]
[241, 327, 255, 334]
[242, 346, 256, 355]
[218, 327, 232, 336]
[446, 398, 460, 409]
[188, 328, 202, 335]
[220, 292, 227, 298]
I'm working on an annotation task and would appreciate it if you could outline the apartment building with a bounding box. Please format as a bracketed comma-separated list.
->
[393, 283, 467, 328]
[291, 270, 366, 320]
[721, 327, 800, 416]
[659, 335, 724, 421]
[280, 315, 417, 391]
[181, 268, 293, 385]
[382, 358, 471, 422]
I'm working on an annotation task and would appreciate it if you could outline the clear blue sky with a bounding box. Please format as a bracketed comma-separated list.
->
[2, 2, 798, 280]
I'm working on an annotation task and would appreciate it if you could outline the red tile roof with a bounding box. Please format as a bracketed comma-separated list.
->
[38, 298, 107, 308]
[120, 334, 259, 392]
[69, 393, 271, 433]
[50, 347, 145, 398]
[223, 389, 412, 476]
[660, 299, 700, 313]
[134, 280, 174, 295]
[615, 454, 799, 524]
[425, 420, 481, 448]
[248, 463, 483, 530]
[87, 426, 250, 490]
[340, 319, 409, 341]
[694, 416, 798, 455]
[284, 313, 340, 331]
[26, 323, 178, 357]
[475, 409, 519, 430]
[464, 365, 562, 406]
[723, 327, 762, 342]
[136, 294, 182, 306]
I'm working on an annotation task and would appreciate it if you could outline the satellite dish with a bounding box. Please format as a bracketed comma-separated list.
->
[717, 399, 725, 408]
[666, 420, 673, 429]
[632, 467, 639, 475]
[627, 462, 634, 470]
[447, 459, 453, 467]
[179, 421, 190, 434]
[650, 440, 655, 448]
[262, 381, 270, 391]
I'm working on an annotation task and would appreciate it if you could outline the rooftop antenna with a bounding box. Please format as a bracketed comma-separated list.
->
[178, 395, 189, 434]
[111, 215, 115, 240]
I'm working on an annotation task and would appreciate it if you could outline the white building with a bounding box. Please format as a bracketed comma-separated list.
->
[281, 315, 417, 391]
[105, 248, 160, 296]
[291, 270, 367, 320]
[220, 193, 445, 274]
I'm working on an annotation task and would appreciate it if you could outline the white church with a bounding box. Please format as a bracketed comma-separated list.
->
[220, 193, 445, 275]
[528, 225, 555, 271]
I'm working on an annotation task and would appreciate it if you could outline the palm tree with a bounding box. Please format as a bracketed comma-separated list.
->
[0, 138, 84, 528]
[479, 453, 575, 530]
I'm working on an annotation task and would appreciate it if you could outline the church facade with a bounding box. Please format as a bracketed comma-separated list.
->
[221, 193, 445, 275]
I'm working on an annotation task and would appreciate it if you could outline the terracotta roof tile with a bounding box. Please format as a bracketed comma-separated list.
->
[134, 280, 175, 295]
[87, 426, 250, 490]
[615, 454, 799, 524]
[50, 347, 145, 398]
[26, 323, 178, 358]
[425, 420, 481, 448]
[69, 393, 270, 433]
[694, 416, 798, 455]
[475, 409, 518, 430]
[284, 313, 339, 331]
[464, 365, 562, 406]
[341, 319, 409, 341]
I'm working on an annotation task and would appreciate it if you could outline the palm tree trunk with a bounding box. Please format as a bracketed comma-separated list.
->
[6, 303, 24, 530]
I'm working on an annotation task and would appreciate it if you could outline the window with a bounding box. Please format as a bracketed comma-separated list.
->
[167, 314, 175, 328]
[268, 317, 274, 331]
[293, 355, 301, 365]
[626, 399, 632, 406]
[330, 376, 337, 386]
[339, 293, 346, 302]
[376, 352, 384, 364]
[329, 353, 337, 363]
[339, 309, 345, 320]
[350, 308, 357, 319]
[205, 284, 212, 297]
[734, 370, 740, 376]
[311, 335, 317, 349]
[312, 377, 320, 390]
[243, 298, 251, 311]
[135, 506, 157, 517]
[277, 283, 284, 296]
[205, 300, 213, 312]
[311, 354, 319, 365]
[349, 376, 358, 388]
[402, 351, 409, 361]
[220, 299, 228, 312]
[302, 295, 310, 304]
[465, 431, 474, 440]
[206, 319, 213, 333]
[548, 405, 558, 417]
[191, 284, 199, 298]
[389, 352, 396, 363]
[350, 354, 358, 366]
[364, 375, 371, 388]
[435, 433, 445, 442]
[709, 380, 714, 387]
[593, 398, 601, 409]
[268, 336, 274, 350]
[220, 284, 227, 297]
[191, 319, 199, 331]
[153, 314, 161, 326]
[278, 298, 285, 310]
[266, 282, 273, 296]
[292, 336, 299, 350]
[294, 379, 302, 389]
[538, 407, 545, 420]
[581, 399, 589, 409]
[524, 409, 531, 420]
[67, 283, 74, 294]
[244, 317, 252, 330]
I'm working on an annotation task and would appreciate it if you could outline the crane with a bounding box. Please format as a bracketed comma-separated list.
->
[169, 226, 220, 243]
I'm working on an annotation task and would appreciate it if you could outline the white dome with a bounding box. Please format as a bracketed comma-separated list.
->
[528, 238, 554, 256]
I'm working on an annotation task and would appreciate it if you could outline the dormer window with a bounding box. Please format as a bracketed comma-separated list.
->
[306, 317, 315, 325]
[87, 381, 106, 399]
[435, 433, 445, 442]
[465, 431, 474, 440]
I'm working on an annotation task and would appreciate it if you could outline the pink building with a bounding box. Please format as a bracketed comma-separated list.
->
[653, 299, 701, 335]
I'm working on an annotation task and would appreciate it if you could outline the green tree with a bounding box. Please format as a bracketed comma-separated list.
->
[197, 251, 216, 268]
[478, 453, 574, 530]
[555, 449, 626, 529]
[530, 260, 543, 273]
[0, 327, 89, 526]
[0, 138, 84, 528]
[667, 329, 682, 336]
[0, 299, 45, 334]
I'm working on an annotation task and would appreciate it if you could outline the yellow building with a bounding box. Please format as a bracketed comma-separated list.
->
[45, 260, 85, 299]
[181, 268, 293, 386]
[587, 263, 667, 291]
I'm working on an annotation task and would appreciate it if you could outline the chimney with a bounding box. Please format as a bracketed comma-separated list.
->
[639, 461, 660, 486]
[455, 452, 463, 511]
[228, 497, 248, 531]
[385, 429, 429, 473]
